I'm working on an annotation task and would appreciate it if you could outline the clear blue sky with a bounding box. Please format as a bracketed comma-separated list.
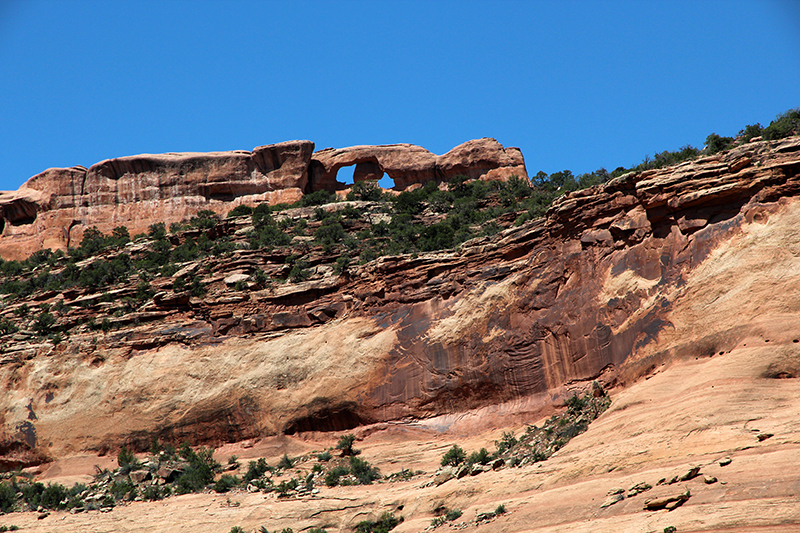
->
[1, 0, 798, 191]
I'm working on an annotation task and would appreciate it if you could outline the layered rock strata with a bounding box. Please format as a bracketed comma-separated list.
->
[309, 137, 528, 191]
[0, 138, 527, 260]
[0, 137, 799, 467]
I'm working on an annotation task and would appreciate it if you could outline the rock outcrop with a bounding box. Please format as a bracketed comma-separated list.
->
[0, 138, 527, 260]
[309, 138, 528, 191]
[1, 136, 799, 467]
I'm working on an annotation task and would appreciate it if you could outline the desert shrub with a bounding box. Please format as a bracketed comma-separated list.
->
[301, 189, 336, 207]
[565, 393, 588, 415]
[0, 482, 17, 513]
[230, 527, 245, 533]
[227, 204, 253, 218]
[214, 474, 239, 493]
[495, 504, 506, 515]
[109, 479, 135, 501]
[441, 444, 466, 467]
[277, 453, 294, 470]
[314, 219, 346, 249]
[243, 458, 271, 483]
[174, 444, 220, 494]
[317, 450, 332, 462]
[432, 507, 462, 527]
[141, 484, 169, 501]
[190, 209, 219, 229]
[324, 465, 349, 487]
[446, 508, 462, 521]
[287, 257, 310, 283]
[763, 108, 800, 140]
[31, 311, 55, 335]
[349, 456, 380, 484]
[0, 318, 19, 336]
[418, 222, 456, 252]
[346, 181, 384, 202]
[275, 478, 298, 497]
[705, 133, 734, 154]
[495, 431, 518, 453]
[467, 447, 491, 466]
[147, 222, 166, 239]
[340, 204, 361, 219]
[333, 255, 351, 276]
[336, 434, 358, 456]
[355, 512, 401, 533]
[249, 223, 291, 250]
[252, 204, 274, 227]
[117, 445, 138, 471]
[739, 123, 764, 142]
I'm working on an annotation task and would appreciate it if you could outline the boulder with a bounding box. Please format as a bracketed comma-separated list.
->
[130, 470, 151, 484]
[643, 488, 691, 511]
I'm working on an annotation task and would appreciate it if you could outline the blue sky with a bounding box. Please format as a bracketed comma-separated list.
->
[1, 0, 798, 190]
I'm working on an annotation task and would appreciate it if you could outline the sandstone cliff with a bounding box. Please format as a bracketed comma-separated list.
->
[1, 136, 799, 471]
[0, 138, 527, 260]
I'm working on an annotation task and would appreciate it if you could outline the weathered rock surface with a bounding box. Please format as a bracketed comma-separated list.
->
[309, 137, 528, 191]
[0, 140, 314, 259]
[1, 136, 800, 470]
[0, 138, 527, 259]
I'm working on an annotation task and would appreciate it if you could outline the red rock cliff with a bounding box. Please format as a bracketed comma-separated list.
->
[0, 138, 527, 260]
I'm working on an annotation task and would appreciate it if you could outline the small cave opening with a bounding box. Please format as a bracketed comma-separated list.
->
[0, 217, 4, 234]
[283, 406, 366, 435]
[9, 215, 35, 226]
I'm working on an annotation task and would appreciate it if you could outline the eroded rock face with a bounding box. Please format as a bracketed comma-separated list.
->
[0, 138, 527, 259]
[1, 137, 800, 465]
[309, 137, 528, 191]
[0, 141, 315, 259]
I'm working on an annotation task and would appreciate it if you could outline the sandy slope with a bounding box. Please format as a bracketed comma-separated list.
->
[6, 339, 799, 533]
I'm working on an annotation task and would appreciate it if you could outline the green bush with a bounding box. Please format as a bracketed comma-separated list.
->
[355, 512, 401, 533]
[314, 219, 346, 248]
[227, 204, 253, 218]
[141, 484, 169, 501]
[0, 318, 19, 336]
[117, 445, 137, 470]
[495, 431, 518, 453]
[739, 123, 763, 142]
[763, 108, 800, 140]
[336, 434, 357, 456]
[346, 181, 385, 202]
[214, 474, 239, 493]
[190, 209, 219, 229]
[0, 482, 16, 513]
[445, 508, 462, 521]
[333, 256, 351, 276]
[301, 189, 336, 207]
[349, 456, 380, 484]
[287, 258, 310, 283]
[324, 465, 349, 487]
[316, 450, 332, 462]
[441, 445, 466, 467]
[174, 444, 220, 494]
[148, 223, 166, 240]
[705, 133, 734, 154]
[467, 447, 491, 466]
[277, 453, 294, 470]
[243, 458, 271, 483]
